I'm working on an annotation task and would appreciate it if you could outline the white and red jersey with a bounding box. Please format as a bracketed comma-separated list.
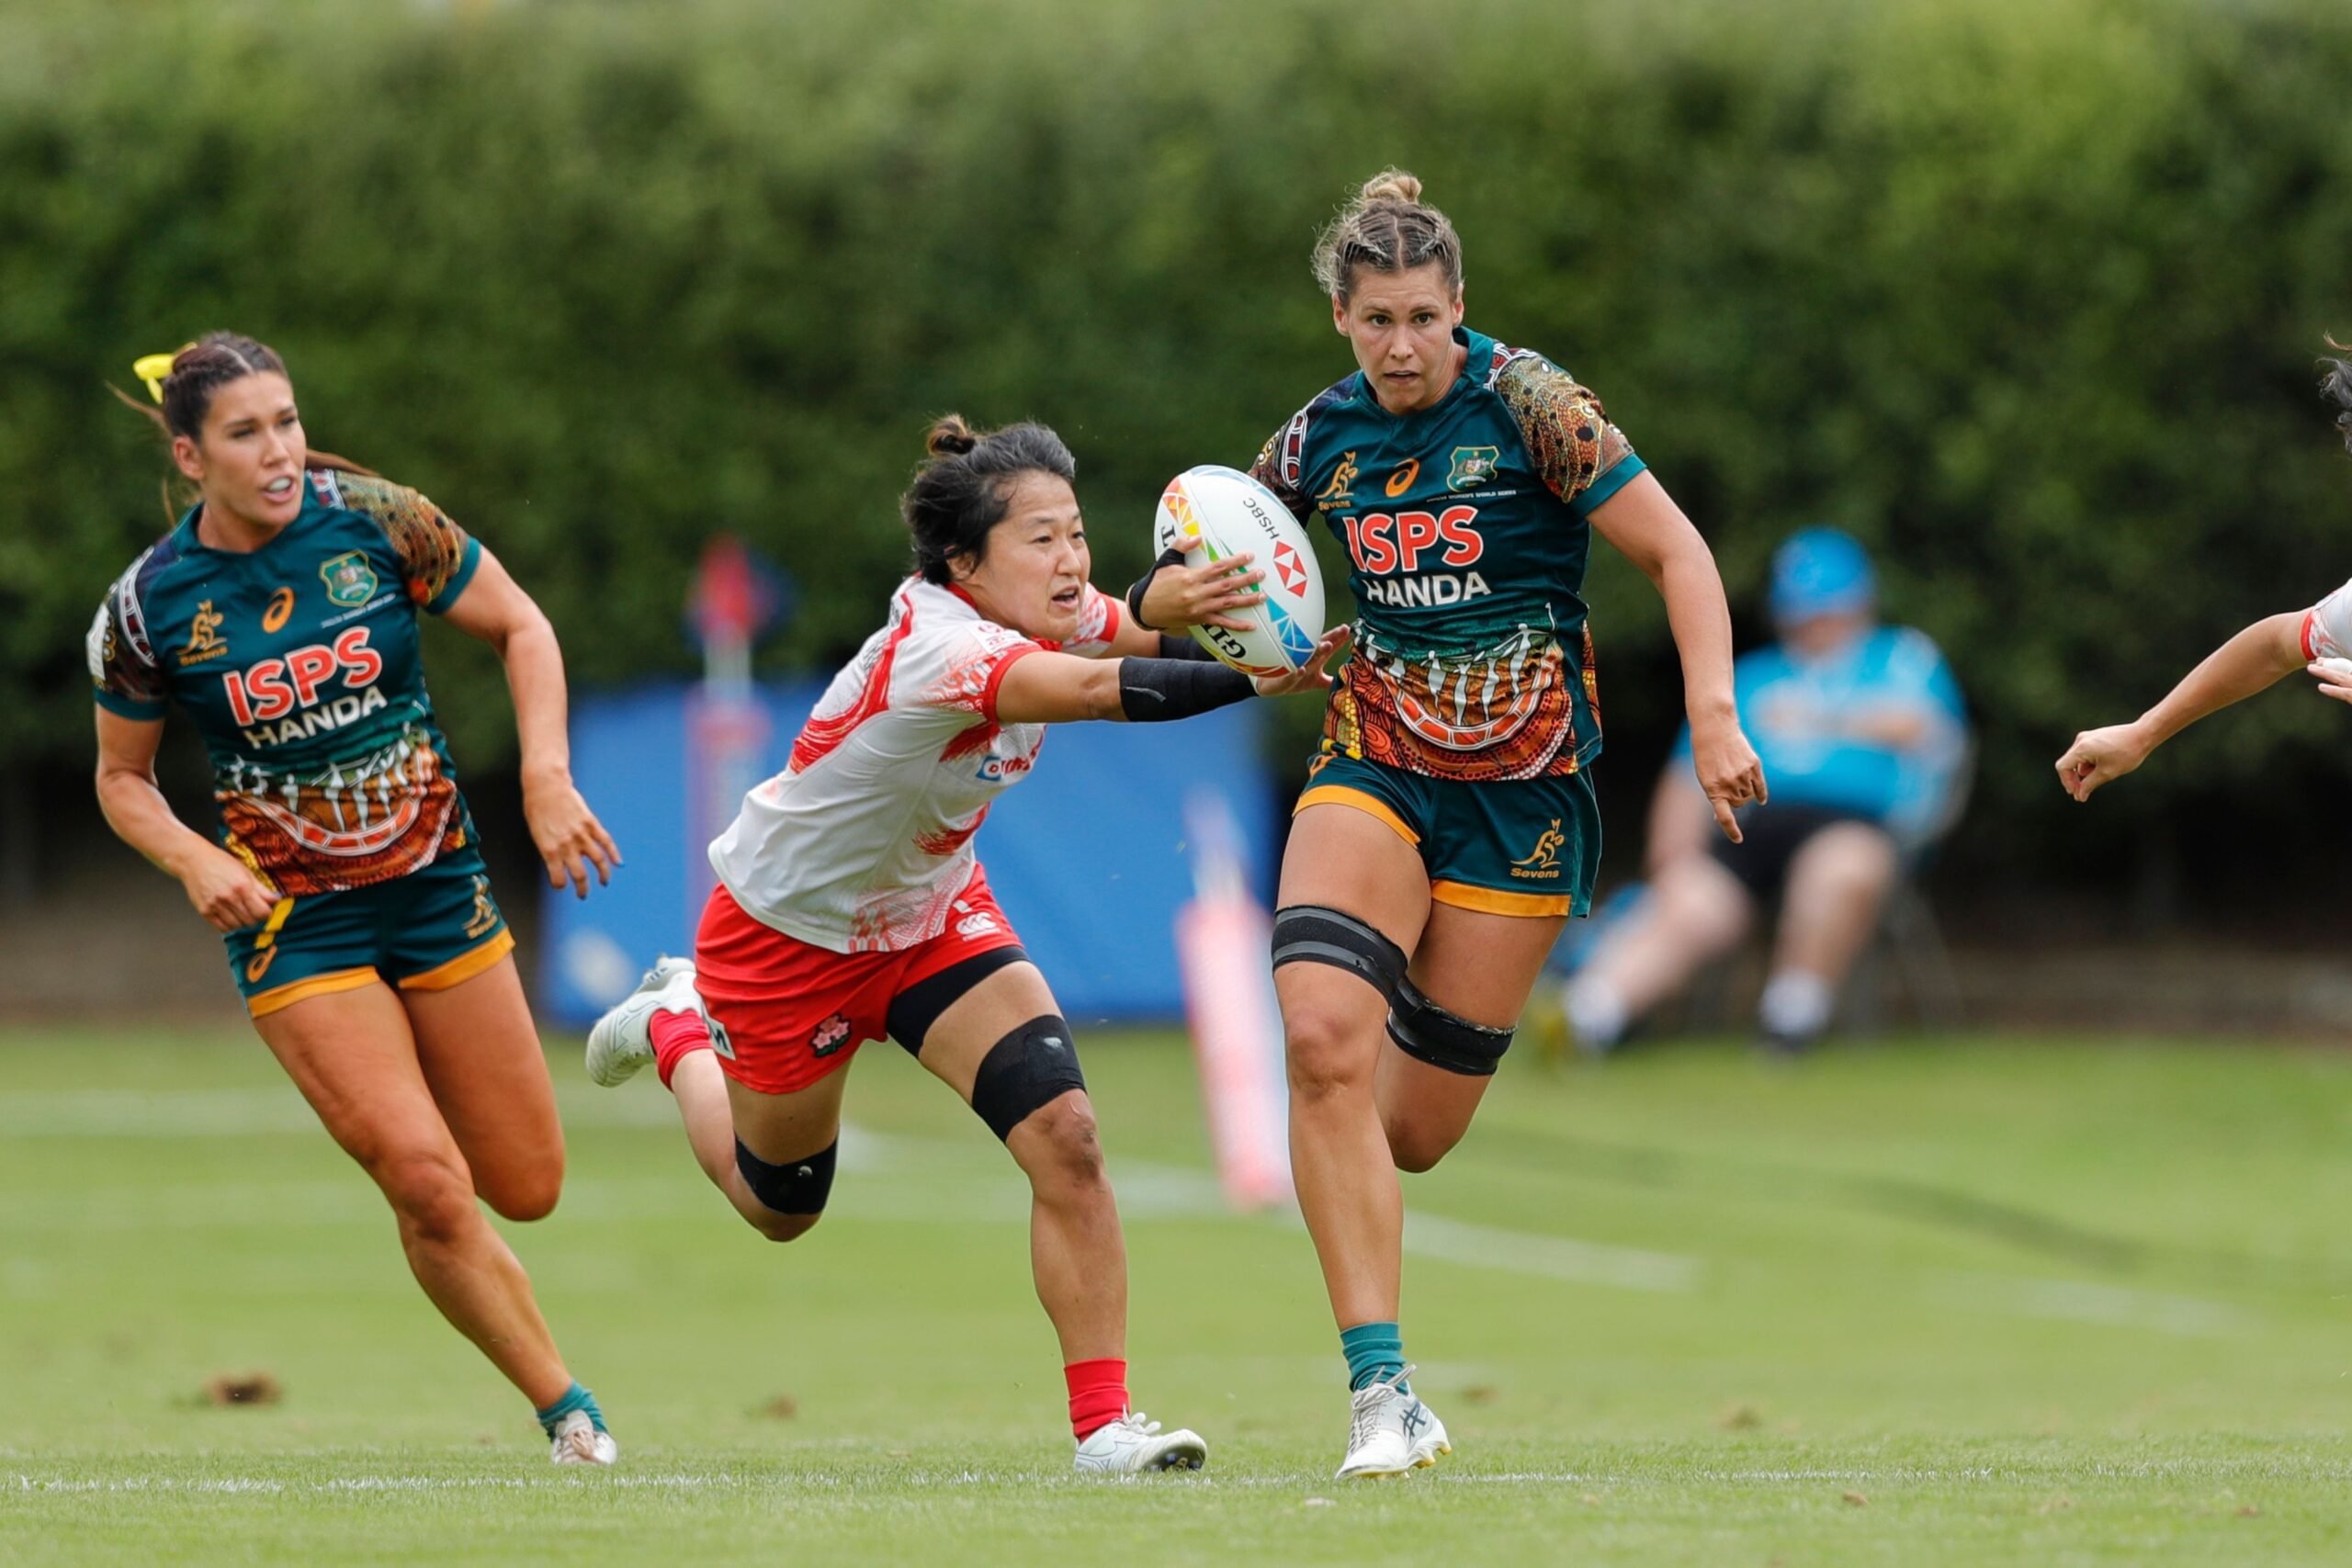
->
[708, 576, 1123, 953]
[2301, 578, 2352, 661]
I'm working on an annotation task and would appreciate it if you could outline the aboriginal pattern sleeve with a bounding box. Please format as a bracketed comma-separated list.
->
[1248, 419, 1318, 524]
[334, 473, 482, 613]
[1494, 355, 1645, 518]
[2301, 577, 2352, 660]
[85, 553, 170, 721]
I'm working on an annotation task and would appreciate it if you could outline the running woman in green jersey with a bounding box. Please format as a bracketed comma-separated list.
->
[1135, 172, 1766, 1477]
[89, 333, 625, 1463]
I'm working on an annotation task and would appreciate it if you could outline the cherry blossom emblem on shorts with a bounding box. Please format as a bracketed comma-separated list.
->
[809, 1012, 853, 1056]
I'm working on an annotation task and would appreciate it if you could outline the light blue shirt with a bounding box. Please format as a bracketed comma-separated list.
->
[1676, 626, 1969, 849]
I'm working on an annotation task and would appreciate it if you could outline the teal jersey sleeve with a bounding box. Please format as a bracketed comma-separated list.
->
[331, 473, 482, 613]
[1492, 354, 1644, 518]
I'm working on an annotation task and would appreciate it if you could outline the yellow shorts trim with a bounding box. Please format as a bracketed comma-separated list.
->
[248, 966, 381, 1019]
[1430, 880, 1577, 918]
[1295, 784, 1421, 848]
[398, 929, 515, 993]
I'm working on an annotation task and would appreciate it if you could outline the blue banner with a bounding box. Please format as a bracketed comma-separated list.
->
[539, 681, 1278, 1029]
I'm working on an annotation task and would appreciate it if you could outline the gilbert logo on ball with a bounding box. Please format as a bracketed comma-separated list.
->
[1152, 467, 1327, 678]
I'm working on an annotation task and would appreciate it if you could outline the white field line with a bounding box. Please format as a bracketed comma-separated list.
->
[1932, 1270, 2249, 1338]
[17, 1458, 2335, 1495]
[1399, 1211, 1702, 1294]
[0, 1086, 679, 1138]
[0, 1088, 2253, 1325]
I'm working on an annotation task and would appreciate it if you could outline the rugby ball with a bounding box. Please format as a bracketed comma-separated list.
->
[1151, 466, 1327, 677]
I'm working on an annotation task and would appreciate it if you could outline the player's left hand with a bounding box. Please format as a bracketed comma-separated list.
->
[2054, 722, 2151, 801]
[523, 769, 622, 898]
[1252, 626, 1352, 696]
[1690, 716, 1767, 843]
[2309, 659, 2352, 705]
[1140, 553, 1267, 633]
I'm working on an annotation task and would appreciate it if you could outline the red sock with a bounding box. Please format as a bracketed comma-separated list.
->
[649, 1008, 713, 1089]
[1065, 1358, 1129, 1441]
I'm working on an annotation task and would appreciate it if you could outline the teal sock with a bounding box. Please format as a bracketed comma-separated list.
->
[1340, 1322, 1409, 1393]
[534, 1382, 605, 1438]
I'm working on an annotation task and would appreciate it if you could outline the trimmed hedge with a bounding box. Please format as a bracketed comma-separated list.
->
[6, 0, 2350, 894]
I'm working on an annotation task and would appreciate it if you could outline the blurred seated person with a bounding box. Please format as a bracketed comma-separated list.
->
[1563, 527, 1968, 1054]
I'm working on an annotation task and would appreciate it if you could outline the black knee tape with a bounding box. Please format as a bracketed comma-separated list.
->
[970, 1014, 1088, 1142]
[1385, 977, 1513, 1077]
[734, 1137, 838, 1215]
[1271, 905, 1407, 1000]
[887, 944, 1032, 1056]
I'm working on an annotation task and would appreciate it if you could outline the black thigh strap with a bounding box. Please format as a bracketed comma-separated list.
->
[970, 1015, 1088, 1142]
[734, 1137, 839, 1215]
[1385, 976, 1513, 1077]
[888, 944, 1032, 1056]
[1271, 904, 1408, 1000]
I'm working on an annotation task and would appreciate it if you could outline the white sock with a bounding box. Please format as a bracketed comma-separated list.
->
[1758, 969, 1833, 1039]
[1566, 976, 1630, 1048]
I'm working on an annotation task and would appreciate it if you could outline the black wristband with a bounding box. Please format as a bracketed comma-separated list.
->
[1156, 633, 1216, 662]
[1116, 656, 1254, 722]
[1124, 547, 1188, 633]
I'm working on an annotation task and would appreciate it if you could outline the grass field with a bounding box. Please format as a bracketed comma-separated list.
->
[5, 1023, 2352, 1564]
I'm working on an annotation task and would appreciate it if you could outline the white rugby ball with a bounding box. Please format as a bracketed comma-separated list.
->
[1151, 465, 1327, 677]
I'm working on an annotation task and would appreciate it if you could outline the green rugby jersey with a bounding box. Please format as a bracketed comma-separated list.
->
[1250, 326, 1645, 783]
[88, 469, 484, 897]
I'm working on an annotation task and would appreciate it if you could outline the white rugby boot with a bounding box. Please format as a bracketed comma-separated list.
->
[584, 956, 700, 1088]
[1073, 1413, 1209, 1474]
[1336, 1367, 1451, 1480]
[548, 1408, 619, 1465]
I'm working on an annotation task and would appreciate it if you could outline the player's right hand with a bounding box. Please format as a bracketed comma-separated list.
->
[1691, 717, 1767, 843]
[2054, 722, 2151, 802]
[1139, 552, 1266, 632]
[181, 848, 278, 931]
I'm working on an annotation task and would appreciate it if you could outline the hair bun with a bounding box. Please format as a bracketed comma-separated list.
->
[1360, 168, 1423, 206]
[925, 414, 979, 458]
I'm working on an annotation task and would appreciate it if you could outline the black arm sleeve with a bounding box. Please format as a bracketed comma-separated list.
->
[1116, 656, 1254, 722]
[1124, 547, 1189, 632]
[1156, 633, 1216, 661]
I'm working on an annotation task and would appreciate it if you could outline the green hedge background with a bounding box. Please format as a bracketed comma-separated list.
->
[6, 0, 2350, 908]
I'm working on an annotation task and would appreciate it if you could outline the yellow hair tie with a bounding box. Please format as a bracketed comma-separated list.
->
[132, 344, 196, 404]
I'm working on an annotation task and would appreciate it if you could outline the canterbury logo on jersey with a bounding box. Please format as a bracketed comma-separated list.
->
[221, 627, 388, 742]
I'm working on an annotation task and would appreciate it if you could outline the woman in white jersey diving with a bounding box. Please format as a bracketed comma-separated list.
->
[584, 415, 1341, 1472]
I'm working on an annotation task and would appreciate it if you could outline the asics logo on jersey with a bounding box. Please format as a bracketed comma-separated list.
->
[221, 627, 389, 745]
[262, 586, 296, 633]
[1385, 459, 1420, 498]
